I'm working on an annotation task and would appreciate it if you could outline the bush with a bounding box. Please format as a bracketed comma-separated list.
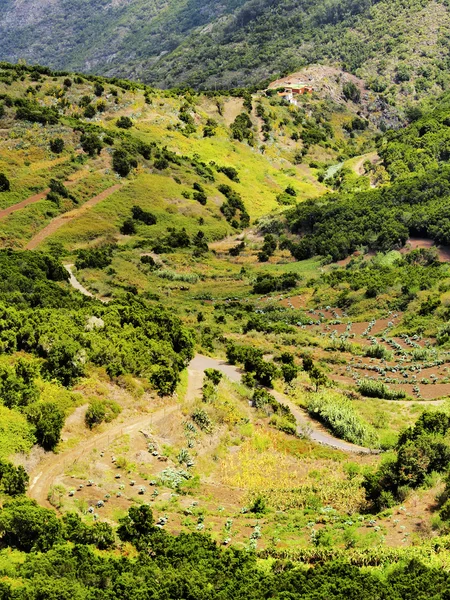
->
[75, 245, 115, 269]
[83, 104, 96, 118]
[26, 402, 64, 451]
[307, 392, 378, 447]
[49, 138, 64, 154]
[154, 157, 169, 170]
[365, 345, 392, 360]
[252, 272, 298, 294]
[192, 408, 213, 432]
[204, 368, 223, 385]
[0, 498, 62, 552]
[120, 218, 137, 235]
[131, 205, 157, 225]
[358, 380, 406, 400]
[343, 81, 361, 102]
[0, 173, 10, 192]
[217, 165, 239, 182]
[85, 399, 121, 429]
[81, 133, 102, 156]
[0, 460, 28, 496]
[116, 116, 133, 129]
[113, 148, 137, 176]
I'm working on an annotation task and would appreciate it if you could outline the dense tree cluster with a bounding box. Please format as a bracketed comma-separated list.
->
[285, 165, 450, 261]
[363, 411, 450, 510]
[218, 184, 250, 229]
[0, 500, 447, 597]
[0, 251, 194, 395]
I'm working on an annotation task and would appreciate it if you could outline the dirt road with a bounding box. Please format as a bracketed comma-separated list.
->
[351, 152, 379, 177]
[188, 355, 374, 453]
[0, 170, 88, 221]
[28, 405, 179, 507]
[25, 184, 121, 250]
[64, 264, 95, 299]
[28, 353, 377, 507]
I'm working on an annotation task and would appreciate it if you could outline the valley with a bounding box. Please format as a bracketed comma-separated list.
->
[1, 57, 450, 597]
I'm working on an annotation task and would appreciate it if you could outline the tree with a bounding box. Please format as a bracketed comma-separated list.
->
[0, 173, 10, 192]
[0, 498, 62, 551]
[281, 363, 298, 384]
[0, 460, 28, 496]
[49, 138, 64, 154]
[309, 366, 327, 391]
[204, 368, 222, 385]
[112, 149, 137, 176]
[117, 505, 157, 549]
[116, 116, 133, 129]
[43, 336, 86, 386]
[343, 81, 361, 102]
[26, 402, 65, 451]
[81, 133, 102, 156]
[120, 218, 137, 235]
[85, 400, 106, 429]
[131, 205, 156, 225]
[94, 82, 104, 97]
[83, 104, 96, 118]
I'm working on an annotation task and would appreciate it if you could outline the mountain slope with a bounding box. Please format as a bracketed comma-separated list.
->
[2, 0, 450, 103]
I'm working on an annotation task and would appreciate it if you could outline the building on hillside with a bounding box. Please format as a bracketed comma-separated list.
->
[282, 82, 314, 95]
[276, 81, 314, 106]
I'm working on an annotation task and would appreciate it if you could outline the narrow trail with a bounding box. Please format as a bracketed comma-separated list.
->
[352, 151, 379, 177]
[0, 170, 89, 221]
[64, 264, 95, 299]
[25, 184, 122, 250]
[28, 404, 179, 508]
[188, 355, 374, 454]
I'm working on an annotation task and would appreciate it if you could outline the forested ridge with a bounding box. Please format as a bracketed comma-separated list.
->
[281, 92, 450, 261]
[1, 0, 450, 99]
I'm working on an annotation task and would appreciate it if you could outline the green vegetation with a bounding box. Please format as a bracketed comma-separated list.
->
[3, 56, 450, 598]
[307, 391, 378, 447]
[2, 0, 450, 109]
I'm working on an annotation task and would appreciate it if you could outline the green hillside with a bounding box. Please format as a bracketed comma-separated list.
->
[3, 60, 450, 597]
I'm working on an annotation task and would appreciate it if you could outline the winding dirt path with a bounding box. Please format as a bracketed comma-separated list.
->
[25, 184, 122, 250]
[28, 404, 179, 507]
[188, 355, 374, 453]
[0, 170, 88, 221]
[351, 151, 379, 177]
[64, 264, 95, 299]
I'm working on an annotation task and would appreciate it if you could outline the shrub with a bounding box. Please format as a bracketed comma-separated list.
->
[116, 116, 133, 129]
[75, 245, 115, 269]
[26, 402, 64, 451]
[94, 82, 104, 97]
[358, 380, 406, 400]
[0, 173, 10, 192]
[83, 104, 96, 118]
[204, 368, 223, 385]
[217, 165, 239, 182]
[131, 205, 156, 225]
[0, 460, 28, 496]
[113, 148, 137, 176]
[191, 408, 213, 432]
[154, 157, 169, 170]
[365, 345, 392, 360]
[85, 399, 121, 429]
[120, 218, 137, 235]
[307, 392, 378, 447]
[0, 498, 62, 552]
[81, 133, 102, 156]
[49, 138, 64, 154]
